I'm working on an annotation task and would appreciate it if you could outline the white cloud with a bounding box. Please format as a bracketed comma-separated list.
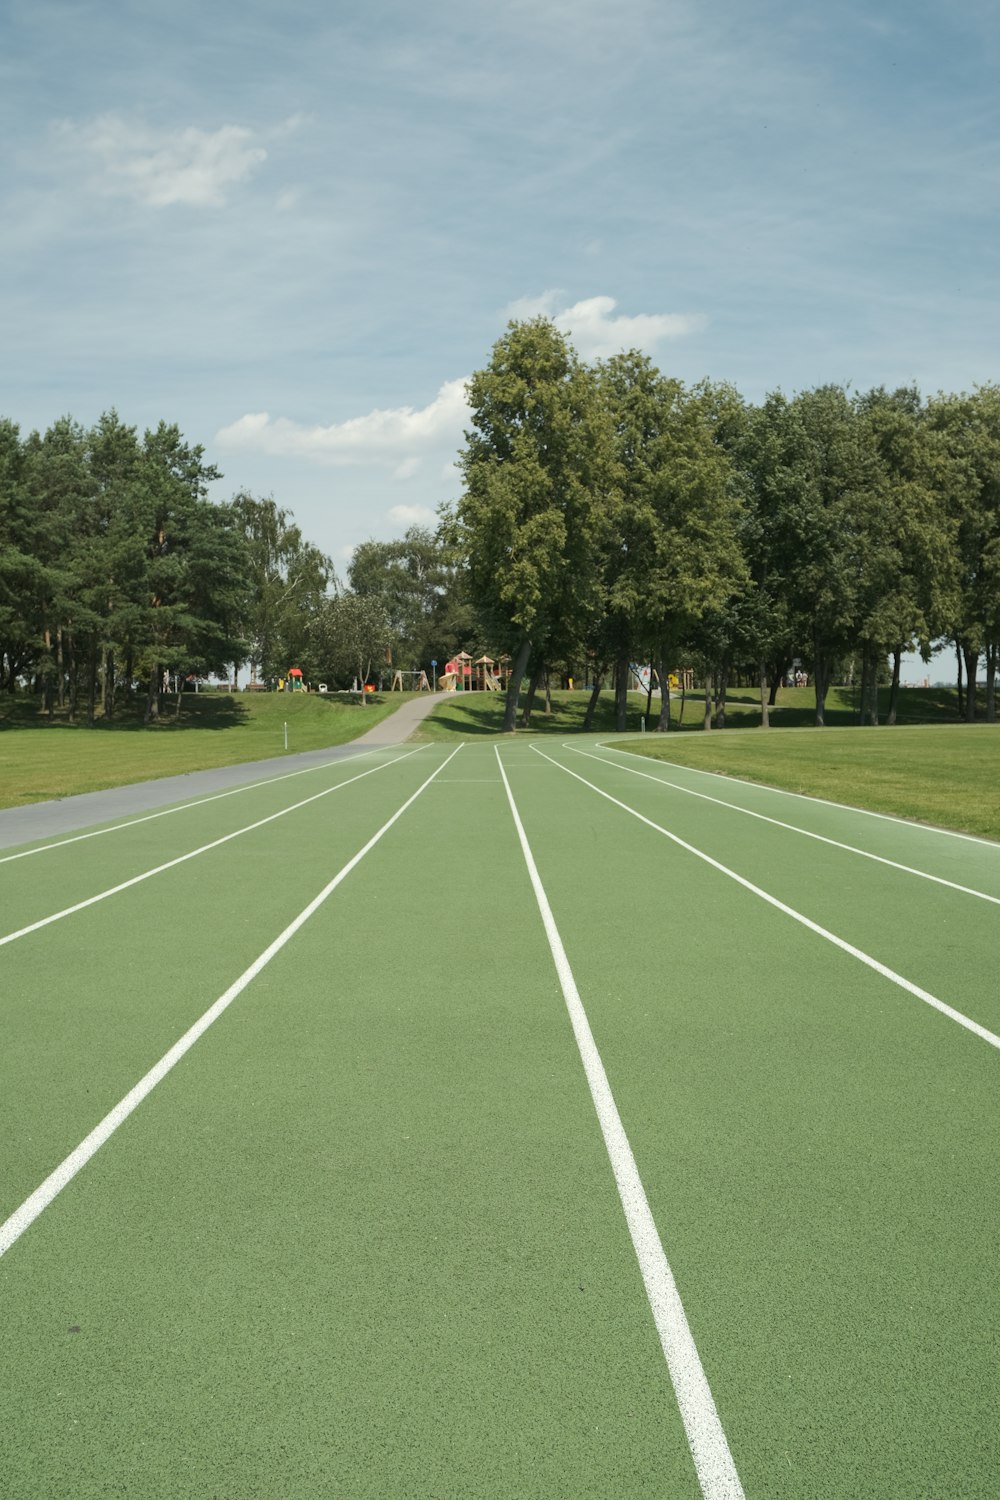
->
[54, 115, 270, 207]
[502, 292, 706, 360]
[388, 503, 435, 526]
[216, 378, 471, 467]
[392, 456, 422, 480]
[503, 289, 564, 321]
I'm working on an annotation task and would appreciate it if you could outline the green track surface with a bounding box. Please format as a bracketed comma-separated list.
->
[2, 741, 998, 1497]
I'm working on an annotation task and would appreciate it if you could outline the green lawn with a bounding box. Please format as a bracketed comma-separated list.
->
[611, 722, 1000, 840]
[0, 691, 421, 809]
[417, 688, 662, 738]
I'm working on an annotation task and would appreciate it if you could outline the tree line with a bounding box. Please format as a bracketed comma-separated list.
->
[4, 325, 999, 732]
[0, 411, 467, 720]
[449, 318, 1000, 732]
[0, 413, 343, 721]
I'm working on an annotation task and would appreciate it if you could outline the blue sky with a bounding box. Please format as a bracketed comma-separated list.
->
[2, 0, 997, 677]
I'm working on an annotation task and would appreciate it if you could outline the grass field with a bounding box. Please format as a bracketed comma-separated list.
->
[0, 692, 421, 809]
[612, 723, 1000, 841]
[2, 735, 998, 1496]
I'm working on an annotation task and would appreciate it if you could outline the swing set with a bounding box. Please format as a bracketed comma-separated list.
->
[389, 669, 432, 691]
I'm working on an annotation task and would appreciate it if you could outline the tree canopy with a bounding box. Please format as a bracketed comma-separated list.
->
[5, 350, 1000, 730]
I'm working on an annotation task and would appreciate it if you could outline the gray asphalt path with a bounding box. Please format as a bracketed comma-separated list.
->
[0, 691, 445, 852]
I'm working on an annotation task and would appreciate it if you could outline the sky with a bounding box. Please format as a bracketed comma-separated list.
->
[3, 0, 998, 679]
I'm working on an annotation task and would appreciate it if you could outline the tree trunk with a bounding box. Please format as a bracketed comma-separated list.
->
[768, 658, 788, 706]
[67, 633, 78, 722]
[861, 642, 879, 727]
[758, 660, 769, 729]
[520, 663, 543, 728]
[42, 627, 54, 717]
[703, 674, 712, 731]
[144, 663, 161, 723]
[543, 670, 552, 716]
[103, 648, 115, 720]
[614, 654, 629, 733]
[963, 645, 979, 722]
[656, 657, 671, 732]
[86, 642, 98, 725]
[582, 674, 603, 731]
[502, 638, 532, 733]
[956, 643, 964, 719]
[887, 647, 901, 725]
[986, 642, 997, 723]
[813, 649, 829, 727]
[715, 660, 729, 729]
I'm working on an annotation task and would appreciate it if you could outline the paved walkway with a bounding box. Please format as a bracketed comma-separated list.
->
[0, 692, 444, 851]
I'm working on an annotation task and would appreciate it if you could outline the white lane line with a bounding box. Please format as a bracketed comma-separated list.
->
[532, 746, 1000, 1054]
[596, 743, 1000, 850]
[0, 744, 464, 1261]
[0, 748, 425, 950]
[0, 745, 398, 865]
[495, 747, 745, 1500]
[571, 747, 1000, 907]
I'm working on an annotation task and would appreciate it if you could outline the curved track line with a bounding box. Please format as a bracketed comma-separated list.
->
[533, 746, 1000, 1054]
[571, 747, 1000, 906]
[0, 748, 423, 950]
[596, 742, 1000, 849]
[0, 745, 463, 1260]
[0, 745, 401, 865]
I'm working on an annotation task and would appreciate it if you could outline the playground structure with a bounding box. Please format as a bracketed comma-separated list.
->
[628, 664, 694, 694]
[390, 669, 431, 691]
[277, 667, 306, 693]
[438, 652, 511, 692]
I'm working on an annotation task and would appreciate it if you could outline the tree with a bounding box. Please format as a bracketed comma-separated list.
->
[230, 493, 333, 685]
[309, 592, 392, 702]
[348, 525, 469, 671]
[848, 388, 958, 724]
[18, 418, 92, 714]
[753, 387, 872, 726]
[925, 387, 1000, 721]
[132, 422, 247, 722]
[456, 319, 612, 732]
[642, 379, 747, 731]
[593, 352, 681, 731]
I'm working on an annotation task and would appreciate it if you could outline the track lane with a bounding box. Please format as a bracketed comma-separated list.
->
[0, 748, 453, 1223]
[1, 741, 705, 1499]
[541, 745, 1000, 1042]
[500, 745, 1000, 1500]
[597, 741, 1000, 891]
[0, 742, 397, 865]
[0, 747, 424, 942]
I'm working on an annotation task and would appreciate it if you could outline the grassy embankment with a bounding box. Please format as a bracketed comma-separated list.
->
[418, 682, 979, 738]
[419, 686, 1000, 841]
[0, 691, 421, 810]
